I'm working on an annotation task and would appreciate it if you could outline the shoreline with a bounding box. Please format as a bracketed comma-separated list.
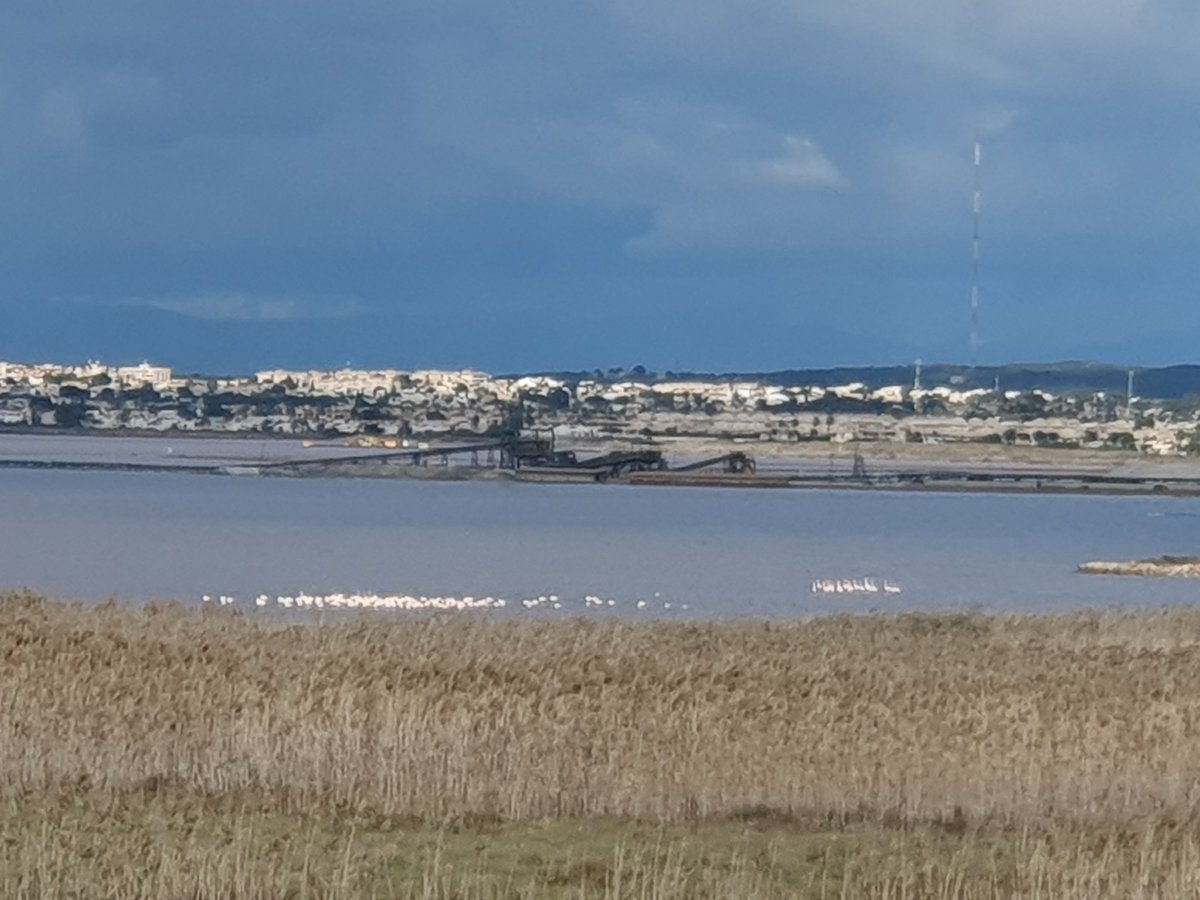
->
[3, 429, 1200, 496]
[3, 454, 1199, 497]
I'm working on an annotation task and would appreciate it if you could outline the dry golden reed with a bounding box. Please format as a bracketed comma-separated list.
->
[5, 593, 1200, 897]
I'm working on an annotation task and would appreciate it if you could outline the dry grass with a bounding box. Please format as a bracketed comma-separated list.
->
[5, 593, 1200, 896]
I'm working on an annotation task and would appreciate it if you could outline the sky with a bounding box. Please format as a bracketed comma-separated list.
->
[3, 1, 1200, 374]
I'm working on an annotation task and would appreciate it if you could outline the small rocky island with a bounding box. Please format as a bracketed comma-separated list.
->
[1077, 556, 1200, 577]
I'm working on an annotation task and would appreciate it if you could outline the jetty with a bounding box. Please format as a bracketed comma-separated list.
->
[6, 431, 1200, 496]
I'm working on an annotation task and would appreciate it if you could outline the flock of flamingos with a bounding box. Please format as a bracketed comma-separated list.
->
[200, 591, 691, 611]
[810, 578, 903, 594]
[199, 580, 902, 611]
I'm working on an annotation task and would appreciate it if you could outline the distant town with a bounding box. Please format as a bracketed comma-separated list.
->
[1, 358, 1199, 455]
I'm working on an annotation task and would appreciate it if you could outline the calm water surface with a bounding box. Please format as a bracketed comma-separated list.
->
[3, 469, 1200, 617]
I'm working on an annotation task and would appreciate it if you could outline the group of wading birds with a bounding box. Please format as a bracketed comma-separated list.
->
[810, 578, 903, 594]
[200, 580, 903, 611]
[200, 591, 689, 612]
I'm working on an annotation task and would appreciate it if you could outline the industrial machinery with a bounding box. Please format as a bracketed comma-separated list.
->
[671, 452, 756, 475]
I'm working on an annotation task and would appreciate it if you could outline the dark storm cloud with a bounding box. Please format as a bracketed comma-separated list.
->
[2, 1, 1200, 370]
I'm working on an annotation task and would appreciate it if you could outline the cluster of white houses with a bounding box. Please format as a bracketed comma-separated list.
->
[0, 360, 1196, 454]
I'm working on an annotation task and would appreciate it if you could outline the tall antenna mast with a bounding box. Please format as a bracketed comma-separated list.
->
[970, 139, 982, 366]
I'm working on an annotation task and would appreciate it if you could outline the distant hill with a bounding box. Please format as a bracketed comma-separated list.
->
[521, 362, 1200, 399]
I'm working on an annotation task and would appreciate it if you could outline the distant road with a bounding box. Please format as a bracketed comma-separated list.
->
[0, 433, 393, 469]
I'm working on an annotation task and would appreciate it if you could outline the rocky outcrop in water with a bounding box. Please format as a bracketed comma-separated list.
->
[1077, 556, 1200, 577]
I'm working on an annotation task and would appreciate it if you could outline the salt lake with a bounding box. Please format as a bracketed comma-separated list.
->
[2, 467, 1199, 617]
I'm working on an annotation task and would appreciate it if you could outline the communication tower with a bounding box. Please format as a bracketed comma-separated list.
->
[970, 140, 982, 366]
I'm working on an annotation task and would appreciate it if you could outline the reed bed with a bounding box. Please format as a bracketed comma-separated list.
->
[5, 593, 1200, 897]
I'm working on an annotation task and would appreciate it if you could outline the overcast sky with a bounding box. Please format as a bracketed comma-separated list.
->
[3, 1, 1200, 373]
